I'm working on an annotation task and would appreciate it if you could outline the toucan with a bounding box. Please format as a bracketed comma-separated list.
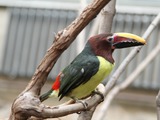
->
[40, 33, 146, 102]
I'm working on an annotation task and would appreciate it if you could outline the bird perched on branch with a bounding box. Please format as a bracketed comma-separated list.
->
[40, 33, 146, 102]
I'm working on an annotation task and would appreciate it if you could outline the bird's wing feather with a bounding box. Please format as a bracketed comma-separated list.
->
[58, 55, 99, 100]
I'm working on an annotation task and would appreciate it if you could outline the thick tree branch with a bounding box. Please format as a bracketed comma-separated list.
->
[77, 107, 96, 120]
[11, 84, 105, 119]
[95, 13, 160, 120]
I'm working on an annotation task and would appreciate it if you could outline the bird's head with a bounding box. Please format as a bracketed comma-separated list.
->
[88, 33, 146, 63]
[89, 33, 146, 50]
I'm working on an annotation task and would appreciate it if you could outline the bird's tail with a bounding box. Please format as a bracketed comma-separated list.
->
[40, 89, 59, 102]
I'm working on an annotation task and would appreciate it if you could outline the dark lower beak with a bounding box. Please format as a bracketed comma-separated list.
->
[112, 33, 146, 49]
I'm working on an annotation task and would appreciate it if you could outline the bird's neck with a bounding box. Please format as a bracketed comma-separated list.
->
[84, 42, 114, 64]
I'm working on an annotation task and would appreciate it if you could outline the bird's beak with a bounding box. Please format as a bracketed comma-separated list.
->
[112, 33, 146, 49]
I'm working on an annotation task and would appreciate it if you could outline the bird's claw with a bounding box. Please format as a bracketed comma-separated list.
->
[77, 100, 88, 109]
[71, 97, 88, 114]
[92, 90, 104, 102]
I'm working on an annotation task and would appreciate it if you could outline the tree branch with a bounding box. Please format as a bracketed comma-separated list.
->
[95, 13, 160, 120]
[77, 107, 96, 120]
[11, 84, 105, 119]
[98, 0, 116, 33]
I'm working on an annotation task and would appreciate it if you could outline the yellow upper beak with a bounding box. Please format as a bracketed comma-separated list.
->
[115, 33, 146, 45]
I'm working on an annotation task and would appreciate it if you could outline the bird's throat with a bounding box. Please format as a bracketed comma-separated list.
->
[87, 41, 114, 64]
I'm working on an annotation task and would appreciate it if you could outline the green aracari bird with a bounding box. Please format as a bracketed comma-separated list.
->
[40, 33, 146, 102]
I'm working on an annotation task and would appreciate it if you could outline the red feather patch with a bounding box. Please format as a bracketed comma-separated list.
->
[52, 73, 61, 90]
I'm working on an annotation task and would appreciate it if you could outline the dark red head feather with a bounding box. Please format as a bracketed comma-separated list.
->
[88, 33, 115, 64]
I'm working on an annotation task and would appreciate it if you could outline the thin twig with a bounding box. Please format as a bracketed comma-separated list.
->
[95, 13, 160, 120]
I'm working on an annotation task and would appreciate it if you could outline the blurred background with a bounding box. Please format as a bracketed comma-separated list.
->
[0, 0, 160, 119]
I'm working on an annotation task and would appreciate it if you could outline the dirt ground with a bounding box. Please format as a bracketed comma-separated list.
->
[0, 77, 157, 120]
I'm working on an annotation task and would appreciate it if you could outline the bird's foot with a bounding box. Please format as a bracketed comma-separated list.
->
[77, 100, 88, 110]
[92, 83, 105, 102]
[71, 97, 88, 114]
[92, 89, 104, 102]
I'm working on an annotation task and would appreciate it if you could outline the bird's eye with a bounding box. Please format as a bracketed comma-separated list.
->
[108, 37, 113, 42]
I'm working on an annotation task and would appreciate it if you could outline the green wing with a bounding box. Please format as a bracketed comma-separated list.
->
[58, 55, 99, 100]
